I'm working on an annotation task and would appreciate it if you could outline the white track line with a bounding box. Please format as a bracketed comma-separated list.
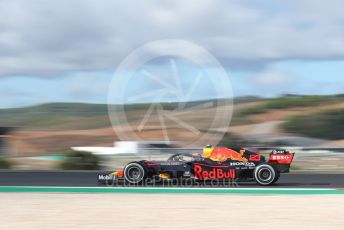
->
[0, 186, 336, 191]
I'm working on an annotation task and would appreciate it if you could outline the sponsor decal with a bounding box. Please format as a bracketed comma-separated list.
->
[207, 148, 248, 162]
[272, 150, 288, 154]
[193, 164, 236, 179]
[230, 162, 255, 167]
[144, 162, 160, 166]
[271, 154, 290, 160]
[183, 171, 191, 177]
[249, 155, 261, 161]
[269, 153, 294, 164]
[158, 162, 184, 166]
[98, 175, 114, 180]
[145, 161, 184, 166]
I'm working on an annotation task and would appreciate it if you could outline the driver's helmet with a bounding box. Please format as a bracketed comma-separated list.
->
[203, 144, 213, 158]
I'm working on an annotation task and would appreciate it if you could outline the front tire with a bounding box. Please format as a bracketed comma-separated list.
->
[254, 164, 278, 186]
[124, 162, 146, 184]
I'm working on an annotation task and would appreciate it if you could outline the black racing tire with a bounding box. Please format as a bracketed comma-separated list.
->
[254, 163, 278, 186]
[124, 162, 146, 184]
[273, 172, 280, 183]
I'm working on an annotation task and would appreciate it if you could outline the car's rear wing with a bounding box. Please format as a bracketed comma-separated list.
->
[268, 149, 295, 173]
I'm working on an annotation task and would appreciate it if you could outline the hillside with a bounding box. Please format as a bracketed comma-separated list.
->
[0, 99, 233, 130]
[1, 95, 343, 138]
[0, 103, 110, 130]
[283, 109, 344, 140]
[1, 95, 343, 156]
[237, 94, 344, 117]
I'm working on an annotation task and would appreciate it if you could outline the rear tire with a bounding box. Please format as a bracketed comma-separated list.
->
[273, 172, 280, 183]
[254, 164, 278, 186]
[124, 162, 146, 184]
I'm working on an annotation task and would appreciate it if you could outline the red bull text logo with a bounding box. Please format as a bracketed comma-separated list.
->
[194, 164, 236, 179]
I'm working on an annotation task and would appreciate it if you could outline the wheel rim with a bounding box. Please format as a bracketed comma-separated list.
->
[125, 163, 145, 183]
[259, 169, 271, 181]
[255, 165, 275, 185]
[128, 167, 141, 180]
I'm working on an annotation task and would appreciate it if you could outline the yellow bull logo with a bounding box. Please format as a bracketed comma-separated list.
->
[204, 148, 248, 162]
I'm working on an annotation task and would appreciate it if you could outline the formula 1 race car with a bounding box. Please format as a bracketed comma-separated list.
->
[98, 147, 294, 186]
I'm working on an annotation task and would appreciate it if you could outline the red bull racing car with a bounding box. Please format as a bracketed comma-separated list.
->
[98, 146, 294, 186]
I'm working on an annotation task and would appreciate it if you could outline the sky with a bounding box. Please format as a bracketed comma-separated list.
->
[0, 0, 344, 108]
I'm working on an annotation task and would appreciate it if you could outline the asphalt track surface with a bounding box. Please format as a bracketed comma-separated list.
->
[0, 171, 343, 188]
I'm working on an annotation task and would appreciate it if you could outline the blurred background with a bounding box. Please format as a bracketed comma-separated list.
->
[0, 0, 344, 172]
